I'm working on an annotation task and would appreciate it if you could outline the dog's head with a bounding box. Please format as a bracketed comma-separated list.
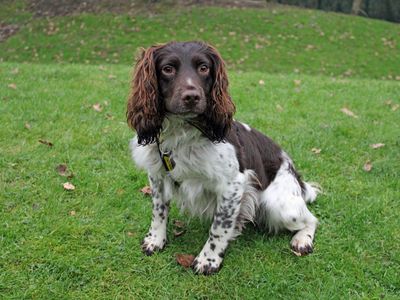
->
[127, 41, 235, 145]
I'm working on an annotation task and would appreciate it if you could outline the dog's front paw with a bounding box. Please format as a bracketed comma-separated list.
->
[290, 232, 314, 256]
[141, 233, 167, 256]
[191, 253, 222, 275]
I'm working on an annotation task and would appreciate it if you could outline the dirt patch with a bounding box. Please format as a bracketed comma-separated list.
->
[0, 24, 20, 42]
[28, 0, 269, 17]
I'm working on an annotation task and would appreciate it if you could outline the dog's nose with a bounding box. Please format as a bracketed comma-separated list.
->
[182, 90, 201, 106]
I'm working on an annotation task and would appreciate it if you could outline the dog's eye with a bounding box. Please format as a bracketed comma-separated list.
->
[198, 64, 209, 74]
[162, 65, 175, 76]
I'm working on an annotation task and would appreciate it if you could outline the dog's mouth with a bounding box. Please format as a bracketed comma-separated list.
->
[167, 111, 199, 119]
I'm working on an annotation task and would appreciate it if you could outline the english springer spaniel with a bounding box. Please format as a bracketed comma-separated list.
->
[127, 41, 319, 275]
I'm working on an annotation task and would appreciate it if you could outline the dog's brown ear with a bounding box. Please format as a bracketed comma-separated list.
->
[203, 44, 235, 142]
[127, 45, 165, 145]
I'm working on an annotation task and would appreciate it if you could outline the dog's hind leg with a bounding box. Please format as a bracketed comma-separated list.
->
[258, 160, 319, 256]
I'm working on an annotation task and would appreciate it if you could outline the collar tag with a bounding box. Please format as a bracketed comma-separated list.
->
[161, 151, 175, 172]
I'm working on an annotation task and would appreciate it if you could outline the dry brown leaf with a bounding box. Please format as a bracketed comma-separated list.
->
[370, 143, 385, 149]
[384, 99, 392, 106]
[291, 249, 302, 257]
[276, 104, 284, 112]
[127, 231, 135, 237]
[363, 161, 372, 172]
[311, 148, 321, 154]
[63, 182, 75, 191]
[173, 220, 185, 228]
[176, 254, 195, 268]
[173, 229, 186, 237]
[69, 210, 76, 216]
[294, 79, 301, 86]
[105, 113, 114, 120]
[24, 123, 31, 130]
[258, 80, 265, 85]
[8, 83, 17, 89]
[38, 139, 54, 147]
[140, 186, 152, 196]
[56, 164, 68, 176]
[92, 103, 103, 112]
[392, 104, 399, 111]
[340, 107, 358, 118]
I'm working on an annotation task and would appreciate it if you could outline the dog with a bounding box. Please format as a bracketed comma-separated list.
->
[127, 41, 319, 275]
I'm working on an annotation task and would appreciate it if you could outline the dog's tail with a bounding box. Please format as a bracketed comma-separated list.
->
[302, 181, 321, 204]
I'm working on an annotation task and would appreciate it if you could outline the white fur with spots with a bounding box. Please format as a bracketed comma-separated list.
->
[130, 115, 319, 274]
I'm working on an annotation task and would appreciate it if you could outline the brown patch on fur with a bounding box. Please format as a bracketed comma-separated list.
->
[127, 44, 166, 145]
[197, 44, 236, 142]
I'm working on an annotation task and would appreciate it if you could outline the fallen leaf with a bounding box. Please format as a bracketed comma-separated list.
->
[311, 148, 321, 154]
[140, 186, 152, 196]
[63, 182, 75, 191]
[174, 229, 186, 237]
[306, 44, 316, 50]
[363, 161, 372, 172]
[98, 65, 106, 71]
[291, 249, 302, 257]
[38, 139, 54, 147]
[92, 103, 103, 112]
[176, 254, 195, 268]
[276, 104, 284, 112]
[173, 220, 185, 228]
[69, 210, 76, 216]
[258, 80, 265, 85]
[105, 113, 114, 120]
[127, 231, 135, 237]
[294, 79, 301, 86]
[56, 164, 68, 176]
[24, 123, 31, 130]
[370, 143, 385, 149]
[343, 69, 353, 77]
[340, 107, 358, 118]
[384, 99, 392, 106]
[8, 83, 17, 89]
[392, 104, 399, 111]
[108, 74, 116, 79]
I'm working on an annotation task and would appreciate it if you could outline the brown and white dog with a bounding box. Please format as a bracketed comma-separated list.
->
[127, 41, 319, 275]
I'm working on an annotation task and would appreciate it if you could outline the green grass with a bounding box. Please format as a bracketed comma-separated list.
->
[1, 62, 399, 299]
[1, 2, 400, 299]
[1, 3, 400, 79]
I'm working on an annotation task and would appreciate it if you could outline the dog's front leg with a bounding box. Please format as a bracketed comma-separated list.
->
[141, 175, 170, 255]
[192, 175, 245, 275]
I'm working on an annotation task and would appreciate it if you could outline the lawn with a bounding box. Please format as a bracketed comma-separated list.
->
[1, 1, 399, 299]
